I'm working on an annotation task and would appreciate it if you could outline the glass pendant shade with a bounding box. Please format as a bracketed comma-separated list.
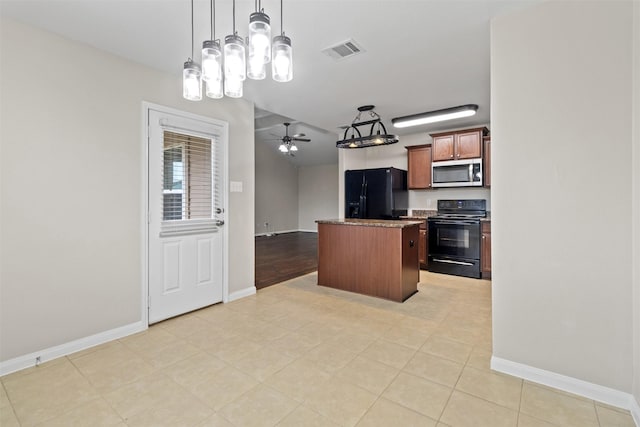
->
[205, 78, 223, 99]
[272, 35, 293, 82]
[224, 34, 246, 81]
[201, 40, 223, 83]
[247, 54, 267, 80]
[289, 144, 298, 152]
[278, 143, 288, 153]
[224, 77, 243, 98]
[183, 60, 202, 101]
[248, 12, 271, 67]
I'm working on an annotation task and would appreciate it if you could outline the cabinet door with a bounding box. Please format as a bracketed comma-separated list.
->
[481, 222, 491, 278]
[484, 138, 491, 187]
[407, 146, 432, 189]
[419, 228, 427, 267]
[432, 135, 455, 161]
[456, 130, 482, 159]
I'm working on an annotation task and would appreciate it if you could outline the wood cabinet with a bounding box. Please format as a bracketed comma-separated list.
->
[317, 220, 420, 302]
[431, 127, 488, 162]
[406, 144, 432, 189]
[418, 221, 428, 269]
[484, 136, 491, 187]
[481, 221, 491, 279]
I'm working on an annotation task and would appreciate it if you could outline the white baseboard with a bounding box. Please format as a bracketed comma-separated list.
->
[0, 321, 147, 377]
[491, 356, 636, 415]
[631, 396, 640, 426]
[255, 229, 317, 237]
[228, 286, 256, 302]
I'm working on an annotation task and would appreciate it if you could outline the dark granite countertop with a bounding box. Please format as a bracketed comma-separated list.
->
[316, 219, 423, 228]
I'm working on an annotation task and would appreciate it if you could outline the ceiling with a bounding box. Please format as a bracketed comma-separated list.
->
[0, 0, 539, 167]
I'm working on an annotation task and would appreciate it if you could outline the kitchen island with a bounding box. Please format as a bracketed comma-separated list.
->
[315, 219, 422, 302]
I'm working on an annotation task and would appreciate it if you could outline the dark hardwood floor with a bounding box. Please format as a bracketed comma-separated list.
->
[255, 232, 318, 290]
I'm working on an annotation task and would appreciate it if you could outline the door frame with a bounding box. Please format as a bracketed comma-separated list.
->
[141, 101, 230, 327]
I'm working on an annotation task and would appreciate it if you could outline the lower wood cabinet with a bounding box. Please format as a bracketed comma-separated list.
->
[484, 136, 491, 188]
[418, 221, 428, 269]
[481, 221, 491, 279]
[317, 221, 420, 302]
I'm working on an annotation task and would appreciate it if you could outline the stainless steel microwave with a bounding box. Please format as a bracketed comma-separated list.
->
[432, 158, 483, 187]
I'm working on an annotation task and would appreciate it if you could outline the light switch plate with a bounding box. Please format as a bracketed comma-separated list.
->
[230, 181, 243, 192]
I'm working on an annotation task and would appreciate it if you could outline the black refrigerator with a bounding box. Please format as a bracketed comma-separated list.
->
[345, 168, 408, 219]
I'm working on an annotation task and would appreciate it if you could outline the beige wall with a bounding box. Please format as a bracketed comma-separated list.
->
[633, 0, 640, 411]
[298, 164, 339, 231]
[338, 130, 491, 218]
[254, 142, 299, 234]
[492, 0, 633, 393]
[0, 19, 255, 362]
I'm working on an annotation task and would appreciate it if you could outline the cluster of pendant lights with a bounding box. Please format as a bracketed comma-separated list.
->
[183, 0, 293, 101]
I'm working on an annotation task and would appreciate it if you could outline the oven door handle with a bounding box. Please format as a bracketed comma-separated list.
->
[432, 258, 475, 266]
[430, 220, 478, 226]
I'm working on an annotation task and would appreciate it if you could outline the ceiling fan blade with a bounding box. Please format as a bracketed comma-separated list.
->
[292, 133, 306, 138]
[292, 137, 311, 142]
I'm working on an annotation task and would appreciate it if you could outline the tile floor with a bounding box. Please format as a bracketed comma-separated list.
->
[0, 271, 635, 427]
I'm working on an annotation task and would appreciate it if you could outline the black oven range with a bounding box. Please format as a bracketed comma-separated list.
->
[427, 199, 487, 279]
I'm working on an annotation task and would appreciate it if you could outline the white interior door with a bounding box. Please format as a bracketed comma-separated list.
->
[147, 107, 227, 323]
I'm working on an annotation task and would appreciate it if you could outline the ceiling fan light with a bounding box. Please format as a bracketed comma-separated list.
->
[289, 144, 298, 152]
[249, 12, 271, 64]
[278, 143, 288, 152]
[224, 34, 246, 81]
[183, 60, 202, 101]
[272, 35, 292, 82]
[201, 40, 223, 82]
[392, 104, 479, 128]
[224, 77, 243, 98]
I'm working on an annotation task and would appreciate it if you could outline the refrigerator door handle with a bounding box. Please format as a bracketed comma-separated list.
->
[359, 181, 367, 218]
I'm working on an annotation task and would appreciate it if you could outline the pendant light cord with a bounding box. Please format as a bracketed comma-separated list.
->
[232, 0, 236, 35]
[190, 0, 194, 60]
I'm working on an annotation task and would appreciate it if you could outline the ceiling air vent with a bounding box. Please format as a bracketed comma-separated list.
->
[321, 39, 365, 61]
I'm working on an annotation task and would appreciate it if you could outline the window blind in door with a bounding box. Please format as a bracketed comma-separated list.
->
[160, 130, 220, 236]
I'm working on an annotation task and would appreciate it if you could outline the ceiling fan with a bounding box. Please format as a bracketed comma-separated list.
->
[266, 122, 311, 156]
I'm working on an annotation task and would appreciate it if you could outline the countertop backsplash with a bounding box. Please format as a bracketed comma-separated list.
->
[408, 209, 438, 218]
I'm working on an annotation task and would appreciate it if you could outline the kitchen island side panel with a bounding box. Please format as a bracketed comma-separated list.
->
[317, 222, 419, 302]
[401, 225, 420, 300]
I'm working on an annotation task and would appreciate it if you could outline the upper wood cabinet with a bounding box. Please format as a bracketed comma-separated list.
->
[405, 144, 432, 189]
[430, 127, 489, 162]
[483, 136, 491, 188]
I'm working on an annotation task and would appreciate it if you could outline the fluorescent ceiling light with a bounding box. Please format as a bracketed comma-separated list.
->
[392, 104, 478, 129]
